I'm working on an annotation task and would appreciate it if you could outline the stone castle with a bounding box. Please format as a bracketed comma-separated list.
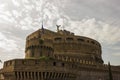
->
[0, 27, 120, 80]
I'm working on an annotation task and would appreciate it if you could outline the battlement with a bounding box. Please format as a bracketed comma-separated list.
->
[1, 59, 76, 80]
[2, 59, 120, 74]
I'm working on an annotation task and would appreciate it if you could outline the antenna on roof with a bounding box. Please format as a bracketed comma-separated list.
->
[41, 21, 44, 29]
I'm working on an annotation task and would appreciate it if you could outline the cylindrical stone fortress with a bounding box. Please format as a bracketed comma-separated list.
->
[25, 29, 103, 64]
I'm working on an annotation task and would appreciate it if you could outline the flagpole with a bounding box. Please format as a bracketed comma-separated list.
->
[41, 21, 44, 33]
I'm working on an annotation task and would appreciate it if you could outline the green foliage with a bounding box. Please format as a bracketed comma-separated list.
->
[25, 57, 36, 59]
[39, 56, 54, 61]
[39, 56, 49, 60]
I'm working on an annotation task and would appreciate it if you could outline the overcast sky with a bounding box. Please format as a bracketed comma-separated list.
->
[0, 0, 120, 68]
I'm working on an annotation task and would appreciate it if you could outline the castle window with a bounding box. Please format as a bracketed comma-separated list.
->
[25, 72, 27, 78]
[61, 73, 64, 78]
[62, 63, 65, 67]
[22, 61, 25, 64]
[18, 72, 21, 79]
[39, 72, 41, 78]
[59, 73, 62, 78]
[46, 72, 49, 78]
[55, 73, 58, 78]
[49, 72, 52, 78]
[91, 41, 95, 44]
[53, 62, 56, 66]
[15, 72, 17, 79]
[43, 72, 45, 78]
[87, 40, 89, 43]
[77, 38, 84, 42]
[54, 37, 62, 42]
[28, 72, 31, 79]
[66, 37, 73, 41]
[36, 72, 38, 79]
[22, 72, 24, 79]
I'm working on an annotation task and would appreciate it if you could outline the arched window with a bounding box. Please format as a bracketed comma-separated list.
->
[91, 41, 95, 44]
[87, 40, 89, 43]
[66, 37, 73, 41]
[54, 37, 62, 42]
[77, 38, 84, 42]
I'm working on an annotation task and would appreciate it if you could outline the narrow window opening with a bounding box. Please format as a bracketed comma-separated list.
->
[62, 63, 65, 67]
[66, 38, 73, 41]
[29, 72, 31, 79]
[15, 72, 17, 79]
[43, 72, 45, 78]
[22, 72, 24, 79]
[91, 41, 95, 44]
[19, 72, 21, 79]
[25, 72, 27, 79]
[32, 72, 34, 79]
[78, 38, 84, 42]
[53, 62, 56, 66]
[54, 37, 62, 41]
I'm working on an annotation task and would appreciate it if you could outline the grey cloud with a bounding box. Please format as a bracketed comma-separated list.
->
[62, 0, 120, 26]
